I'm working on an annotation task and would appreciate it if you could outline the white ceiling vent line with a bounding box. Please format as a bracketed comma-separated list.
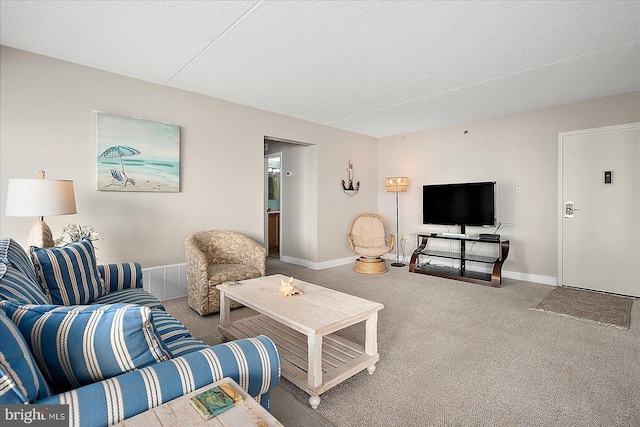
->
[323, 40, 640, 130]
[1, 2, 638, 137]
[324, 40, 640, 128]
[164, 0, 264, 85]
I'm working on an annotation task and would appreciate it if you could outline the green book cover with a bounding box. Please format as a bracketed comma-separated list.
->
[189, 386, 235, 420]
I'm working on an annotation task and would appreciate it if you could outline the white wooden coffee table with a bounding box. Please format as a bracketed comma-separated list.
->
[217, 274, 383, 409]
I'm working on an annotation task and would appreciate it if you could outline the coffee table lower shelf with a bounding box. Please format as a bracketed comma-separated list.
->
[219, 314, 379, 404]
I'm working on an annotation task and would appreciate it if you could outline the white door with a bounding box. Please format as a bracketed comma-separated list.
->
[558, 123, 640, 297]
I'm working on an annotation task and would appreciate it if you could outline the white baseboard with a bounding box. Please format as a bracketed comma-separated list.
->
[152, 256, 557, 297]
[280, 255, 358, 270]
[141, 256, 358, 302]
[502, 270, 557, 286]
[308, 256, 358, 270]
[278, 256, 309, 268]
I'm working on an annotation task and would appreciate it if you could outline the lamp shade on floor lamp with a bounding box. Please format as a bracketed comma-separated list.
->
[5, 174, 77, 248]
[385, 177, 409, 267]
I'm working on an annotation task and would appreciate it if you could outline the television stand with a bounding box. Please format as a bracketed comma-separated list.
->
[441, 232, 469, 238]
[409, 229, 509, 287]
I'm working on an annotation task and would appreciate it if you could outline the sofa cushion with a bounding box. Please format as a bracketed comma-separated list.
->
[2, 302, 169, 394]
[0, 238, 40, 287]
[92, 288, 164, 310]
[0, 311, 52, 403]
[0, 264, 50, 305]
[150, 308, 191, 344]
[148, 309, 208, 358]
[353, 245, 391, 258]
[351, 216, 386, 248]
[162, 336, 209, 358]
[30, 239, 107, 306]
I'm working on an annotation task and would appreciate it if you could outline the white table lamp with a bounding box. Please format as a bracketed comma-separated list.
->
[5, 171, 77, 248]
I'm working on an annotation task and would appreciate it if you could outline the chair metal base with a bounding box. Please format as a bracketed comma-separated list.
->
[354, 257, 388, 274]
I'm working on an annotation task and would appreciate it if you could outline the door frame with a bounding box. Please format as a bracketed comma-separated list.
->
[557, 122, 640, 287]
[265, 152, 282, 257]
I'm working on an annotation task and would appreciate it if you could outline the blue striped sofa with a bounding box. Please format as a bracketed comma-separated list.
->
[0, 238, 280, 426]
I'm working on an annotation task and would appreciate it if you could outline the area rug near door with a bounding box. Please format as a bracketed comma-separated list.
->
[533, 286, 633, 329]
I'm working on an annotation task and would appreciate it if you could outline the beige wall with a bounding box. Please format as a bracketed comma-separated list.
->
[378, 91, 640, 282]
[0, 46, 378, 267]
[3, 45, 637, 281]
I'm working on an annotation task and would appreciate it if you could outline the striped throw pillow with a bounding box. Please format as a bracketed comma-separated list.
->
[97, 262, 142, 293]
[0, 238, 39, 287]
[0, 264, 50, 305]
[30, 239, 106, 305]
[0, 311, 52, 403]
[3, 302, 170, 394]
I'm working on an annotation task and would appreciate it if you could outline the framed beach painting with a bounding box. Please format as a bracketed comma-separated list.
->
[96, 112, 180, 192]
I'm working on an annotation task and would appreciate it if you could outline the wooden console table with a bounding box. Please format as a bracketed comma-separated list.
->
[409, 234, 509, 287]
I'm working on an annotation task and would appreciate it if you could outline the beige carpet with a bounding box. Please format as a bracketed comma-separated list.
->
[165, 259, 640, 427]
[533, 286, 633, 329]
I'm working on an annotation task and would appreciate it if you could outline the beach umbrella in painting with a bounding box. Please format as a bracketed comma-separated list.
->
[98, 145, 141, 174]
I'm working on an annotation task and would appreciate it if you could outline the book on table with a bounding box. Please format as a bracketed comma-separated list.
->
[222, 281, 241, 287]
[189, 385, 241, 420]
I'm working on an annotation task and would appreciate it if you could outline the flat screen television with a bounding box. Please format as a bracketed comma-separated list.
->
[423, 181, 496, 226]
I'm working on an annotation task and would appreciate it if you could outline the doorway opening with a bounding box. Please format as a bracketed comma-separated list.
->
[264, 137, 314, 267]
[265, 153, 281, 258]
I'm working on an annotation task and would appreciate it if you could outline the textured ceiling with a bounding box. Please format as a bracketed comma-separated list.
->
[1, 1, 638, 138]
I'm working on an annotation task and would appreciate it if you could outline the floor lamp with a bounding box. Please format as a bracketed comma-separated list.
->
[385, 177, 409, 267]
[5, 171, 77, 248]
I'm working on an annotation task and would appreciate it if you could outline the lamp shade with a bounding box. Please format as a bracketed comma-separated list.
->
[385, 177, 409, 192]
[5, 179, 77, 217]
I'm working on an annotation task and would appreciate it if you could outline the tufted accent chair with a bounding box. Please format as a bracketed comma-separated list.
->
[185, 231, 267, 315]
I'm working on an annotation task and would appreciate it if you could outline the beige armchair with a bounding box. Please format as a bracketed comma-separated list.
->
[348, 212, 394, 274]
[185, 231, 267, 315]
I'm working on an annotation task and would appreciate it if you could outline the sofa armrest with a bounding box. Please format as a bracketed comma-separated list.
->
[185, 237, 210, 287]
[246, 242, 267, 277]
[97, 262, 142, 293]
[35, 335, 280, 427]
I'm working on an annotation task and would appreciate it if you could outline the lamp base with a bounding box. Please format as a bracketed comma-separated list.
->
[28, 220, 55, 248]
[390, 262, 406, 267]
